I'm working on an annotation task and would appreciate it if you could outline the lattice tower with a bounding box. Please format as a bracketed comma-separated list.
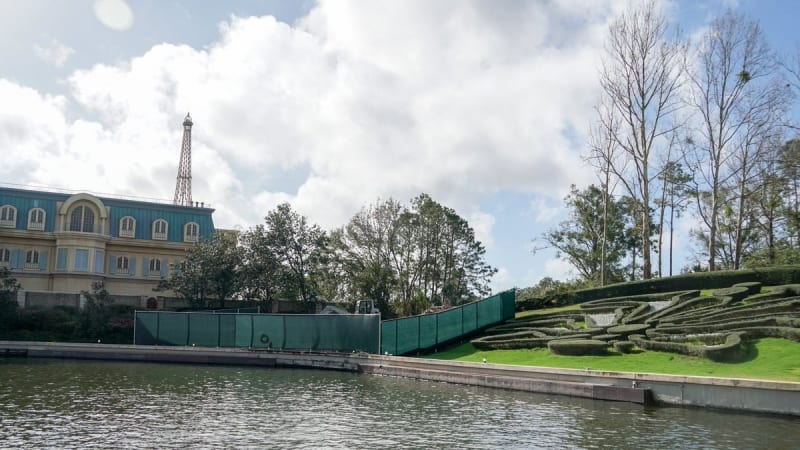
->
[173, 113, 193, 206]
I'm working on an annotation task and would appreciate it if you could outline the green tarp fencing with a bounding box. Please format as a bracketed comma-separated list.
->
[380, 289, 516, 356]
[134, 289, 515, 355]
[134, 312, 380, 354]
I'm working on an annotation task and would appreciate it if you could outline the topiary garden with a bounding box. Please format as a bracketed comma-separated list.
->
[471, 282, 800, 362]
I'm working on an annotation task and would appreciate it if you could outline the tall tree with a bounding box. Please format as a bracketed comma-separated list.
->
[779, 139, 800, 247]
[238, 225, 284, 302]
[684, 9, 784, 271]
[597, 0, 685, 279]
[330, 199, 402, 314]
[537, 185, 631, 284]
[263, 203, 327, 302]
[405, 194, 496, 306]
[334, 195, 496, 313]
[158, 231, 243, 308]
[586, 101, 623, 286]
[655, 157, 692, 276]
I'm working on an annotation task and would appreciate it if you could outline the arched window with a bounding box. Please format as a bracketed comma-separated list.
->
[69, 206, 95, 232]
[26, 250, 39, 265]
[152, 219, 168, 240]
[116, 256, 129, 271]
[0, 248, 9, 263]
[0, 205, 16, 228]
[149, 258, 161, 273]
[28, 208, 46, 231]
[120, 216, 136, 238]
[184, 222, 199, 243]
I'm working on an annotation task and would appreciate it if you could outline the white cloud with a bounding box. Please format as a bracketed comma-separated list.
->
[94, 0, 134, 31]
[544, 257, 575, 281]
[33, 40, 75, 67]
[4, 1, 625, 236]
[529, 197, 565, 224]
[491, 267, 512, 292]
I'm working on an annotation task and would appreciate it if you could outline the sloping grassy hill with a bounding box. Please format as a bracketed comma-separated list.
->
[428, 338, 800, 382]
[428, 280, 800, 382]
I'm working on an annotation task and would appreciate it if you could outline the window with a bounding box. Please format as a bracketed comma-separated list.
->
[69, 206, 95, 232]
[120, 216, 136, 238]
[116, 256, 129, 271]
[0, 248, 9, 263]
[0, 205, 16, 228]
[28, 208, 46, 231]
[149, 258, 161, 273]
[184, 222, 199, 243]
[152, 219, 168, 240]
[25, 250, 39, 269]
[74, 249, 89, 272]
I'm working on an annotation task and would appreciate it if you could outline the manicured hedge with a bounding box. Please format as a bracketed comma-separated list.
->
[472, 333, 592, 350]
[548, 339, 609, 356]
[712, 286, 750, 303]
[629, 332, 747, 362]
[482, 280, 800, 361]
[564, 266, 800, 304]
[606, 323, 650, 338]
[593, 334, 621, 341]
[732, 282, 762, 296]
[613, 341, 636, 353]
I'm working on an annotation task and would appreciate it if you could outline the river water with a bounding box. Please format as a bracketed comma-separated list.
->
[1, 358, 797, 449]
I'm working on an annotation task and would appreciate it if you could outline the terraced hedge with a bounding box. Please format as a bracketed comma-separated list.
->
[473, 280, 800, 361]
[548, 339, 609, 356]
[563, 266, 800, 305]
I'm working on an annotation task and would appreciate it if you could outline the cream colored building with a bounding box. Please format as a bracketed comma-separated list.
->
[0, 186, 214, 309]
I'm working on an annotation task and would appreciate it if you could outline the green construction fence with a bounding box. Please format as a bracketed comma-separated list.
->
[380, 289, 516, 355]
[134, 311, 381, 354]
[133, 289, 515, 355]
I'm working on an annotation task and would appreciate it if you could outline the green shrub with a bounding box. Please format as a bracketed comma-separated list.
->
[593, 334, 621, 341]
[563, 266, 800, 304]
[471, 333, 591, 350]
[613, 341, 636, 353]
[630, 332, 747, 362]
[606, 324, 650, 338]
[732, 282, 762, 296]
[548, 339, 609, 356]
[712, 286, 750, 303]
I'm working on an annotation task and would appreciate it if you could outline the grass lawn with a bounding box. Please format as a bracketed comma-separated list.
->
[427, 338, 800, 382]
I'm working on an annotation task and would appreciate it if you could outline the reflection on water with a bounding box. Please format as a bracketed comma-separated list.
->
[0, 358, 797, 449]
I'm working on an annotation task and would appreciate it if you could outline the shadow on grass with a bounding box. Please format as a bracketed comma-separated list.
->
[428, 342, 478, 359]
[725, 341, 759, 364]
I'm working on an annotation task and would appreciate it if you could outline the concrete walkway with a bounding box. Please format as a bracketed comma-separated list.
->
[2, 341, 799, 416]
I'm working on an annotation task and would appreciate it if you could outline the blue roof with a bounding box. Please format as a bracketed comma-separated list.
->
[0, 186, 215, 242]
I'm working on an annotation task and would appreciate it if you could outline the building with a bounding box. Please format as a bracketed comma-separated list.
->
[0, 186, 214, 309]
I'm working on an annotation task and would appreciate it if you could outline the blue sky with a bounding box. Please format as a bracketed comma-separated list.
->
[1, 0, 798, 292]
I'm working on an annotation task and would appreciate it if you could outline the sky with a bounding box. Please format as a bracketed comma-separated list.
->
[1, 0, 798, 293]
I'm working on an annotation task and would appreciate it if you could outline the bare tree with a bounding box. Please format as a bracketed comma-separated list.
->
[597, 0, 686, 279]
[727, 103, 787, 269]
[684, 10, 782, 271]
[585, 99, 624, 286]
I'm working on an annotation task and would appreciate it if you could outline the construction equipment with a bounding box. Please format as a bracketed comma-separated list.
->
[355, 299, 380, 314]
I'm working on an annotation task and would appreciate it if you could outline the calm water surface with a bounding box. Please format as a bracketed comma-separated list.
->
[0, 358, 798, 449]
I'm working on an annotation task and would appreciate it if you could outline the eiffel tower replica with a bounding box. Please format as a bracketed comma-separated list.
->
[173, 113, 193, 207]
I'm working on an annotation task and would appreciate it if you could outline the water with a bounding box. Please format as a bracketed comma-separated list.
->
[1, 358, 798, 449]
